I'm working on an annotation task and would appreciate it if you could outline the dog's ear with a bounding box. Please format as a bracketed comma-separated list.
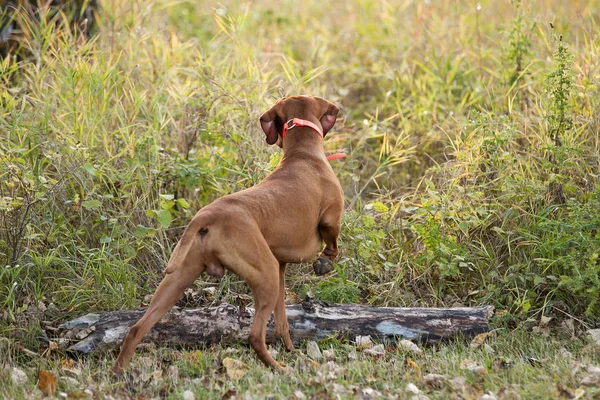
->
[259, 106, 282, 145]
[314, 97, 340, 137]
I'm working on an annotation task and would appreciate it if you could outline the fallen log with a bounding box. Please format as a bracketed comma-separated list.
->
[57, 299, 494, 354]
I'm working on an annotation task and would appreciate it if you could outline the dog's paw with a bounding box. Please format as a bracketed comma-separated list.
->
[313, 257, 333, 276]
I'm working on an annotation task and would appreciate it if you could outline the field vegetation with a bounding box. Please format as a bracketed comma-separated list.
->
[1, 0, 600, 398]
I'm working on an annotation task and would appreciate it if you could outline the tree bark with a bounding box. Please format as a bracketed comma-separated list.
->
[58, 299, 494, 354]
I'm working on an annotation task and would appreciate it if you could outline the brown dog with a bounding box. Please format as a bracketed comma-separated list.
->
[111, 95, 343, 373]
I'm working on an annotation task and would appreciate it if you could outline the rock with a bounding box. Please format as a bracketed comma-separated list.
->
[398, 339, 423, 355]
[11, 367, 28, 385]
[323, 348, 335, 361]
[355, 335, 372, 348]
[222, 358, 249, 380]
[586, 329, 600, 345]
[406, 383, 421, 394]
[588, 365, 600, 375]
[364, 344, 385, 357]
[168, 365, 179, 382]
[306, 341, 322, 361]
[580, 374, 600, 386]
[183, 390, 196, 400]
[347, 348, 358, 360]
[423, 373, 446, 389]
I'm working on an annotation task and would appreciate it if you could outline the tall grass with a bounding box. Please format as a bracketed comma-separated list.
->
[1, 0, 599, 342]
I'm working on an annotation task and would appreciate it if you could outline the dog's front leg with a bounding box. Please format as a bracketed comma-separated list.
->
[313, 217, 341, 276]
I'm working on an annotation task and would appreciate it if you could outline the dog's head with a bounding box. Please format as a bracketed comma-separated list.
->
[259, 96, 339, 146]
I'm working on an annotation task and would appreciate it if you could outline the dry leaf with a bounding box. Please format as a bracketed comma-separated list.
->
[61, 358, 76, 369]
[222, 357, 248, 380]
[470, 332, 492, 348]
[405, 357, 420, 372]
[38, 370, 57, 396]
[186, 350, 203, 362]
[460, 359, 487, 375]
[307, 359, 320, 367]
[222, 388, 237, 400]
[540, 315, 553, 328]
[323, 361, 345, 380]
[67, 392, 89, 399]
[557, 385, 585, 399]
[75, 326, 96, 340]
[293, 390, 307, 399]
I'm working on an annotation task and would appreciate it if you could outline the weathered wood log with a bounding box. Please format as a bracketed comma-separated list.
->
[57, 299, 494, 354]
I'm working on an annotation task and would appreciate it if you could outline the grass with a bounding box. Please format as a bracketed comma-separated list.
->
[1, 0, 600, 397]
[1, 330, 599, 399]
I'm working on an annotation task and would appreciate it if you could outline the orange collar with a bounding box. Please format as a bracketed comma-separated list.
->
[282, 118, 323, 140]
[282, 118, 346, 162]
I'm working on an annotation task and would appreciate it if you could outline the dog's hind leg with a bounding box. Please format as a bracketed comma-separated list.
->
[273, 262, 293, 351]
[111, 265, 202, 373]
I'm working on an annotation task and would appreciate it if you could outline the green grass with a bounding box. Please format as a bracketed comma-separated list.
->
[1, 0, 600, 397]
[1, 330, 599, 399]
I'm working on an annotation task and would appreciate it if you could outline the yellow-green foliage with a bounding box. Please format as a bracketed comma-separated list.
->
[1, 0, 600, 330]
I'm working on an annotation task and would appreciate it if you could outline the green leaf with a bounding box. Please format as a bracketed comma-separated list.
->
[177, 198, 191, 209]
[157, 209, 172, 228]
[134, 225, 154, 238]
[83, 163, 97, 175]
[269, 153, 282, 169]
[370, 201, 389, 213]
[100, 235, 112, 244]
[159, 194, 175, 201]
[82, 200, 102, 210]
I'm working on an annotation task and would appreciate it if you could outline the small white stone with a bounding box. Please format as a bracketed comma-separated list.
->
[347, 348, 358, 360]
[586, 329, 600, 345]
[398, 339, 423, 355]
[355, 335, 372, 347]
[483, 344, 496, 354]
[293, 390, 306, 399]
[588, 365, 600, 375]
[183, 390, 196, 400]
[406, 383, 421, 394]
[364, 344, 385, 356]
[11, 367, 28, 385]
[323, 349, 335, 360]
[479, 393, 498, 400]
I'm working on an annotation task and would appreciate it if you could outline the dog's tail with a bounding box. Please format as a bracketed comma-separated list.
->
[164, 213, 210, 275]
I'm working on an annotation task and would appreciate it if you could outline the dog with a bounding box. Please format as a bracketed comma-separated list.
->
[111, 95, 343, 373]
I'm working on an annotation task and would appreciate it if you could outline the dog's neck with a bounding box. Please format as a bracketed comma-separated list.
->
[281, 125, 325, 160]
